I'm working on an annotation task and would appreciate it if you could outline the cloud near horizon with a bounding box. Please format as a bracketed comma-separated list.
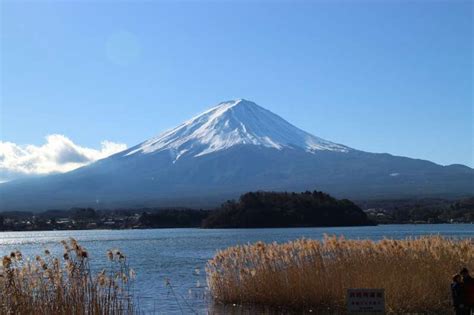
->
[0, 135, 127, 182]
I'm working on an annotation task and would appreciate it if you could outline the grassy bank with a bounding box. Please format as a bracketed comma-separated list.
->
[0, 239, 136, 315]
[207, 235, 473, 313]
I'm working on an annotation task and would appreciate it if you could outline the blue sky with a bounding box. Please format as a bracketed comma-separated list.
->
[1, 0, 472, 169]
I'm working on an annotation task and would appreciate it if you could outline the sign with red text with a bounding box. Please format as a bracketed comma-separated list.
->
[347, 288, 385, 314]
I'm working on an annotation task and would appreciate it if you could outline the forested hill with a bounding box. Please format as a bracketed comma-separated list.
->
[202, 191, 374, 228]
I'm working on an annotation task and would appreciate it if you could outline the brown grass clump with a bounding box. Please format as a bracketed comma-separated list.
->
[207, 235, 474, 313]
[0, 239, 136, 315]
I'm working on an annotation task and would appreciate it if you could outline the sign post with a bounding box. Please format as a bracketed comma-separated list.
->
[347, 288, 385, 314]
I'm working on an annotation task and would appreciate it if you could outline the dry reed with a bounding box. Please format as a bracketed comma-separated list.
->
[0, 239, 136, 315]
[207, 235, 474, 313]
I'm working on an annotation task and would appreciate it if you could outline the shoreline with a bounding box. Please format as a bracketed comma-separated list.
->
[0, 222, 472, 233]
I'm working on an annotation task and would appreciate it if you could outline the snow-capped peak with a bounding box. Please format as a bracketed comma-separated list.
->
[125, 99, 350, 160]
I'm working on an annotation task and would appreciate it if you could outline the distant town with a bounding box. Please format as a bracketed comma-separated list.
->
[361, 197, 473, 224]
[0, 208, 208, 231]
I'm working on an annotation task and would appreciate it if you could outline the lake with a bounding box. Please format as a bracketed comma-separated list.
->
[1, 224, 473, 314]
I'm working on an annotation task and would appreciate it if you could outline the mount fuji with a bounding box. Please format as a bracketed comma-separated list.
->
[1, 99, 472, 211]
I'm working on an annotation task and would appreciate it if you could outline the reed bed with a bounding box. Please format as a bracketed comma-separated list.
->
[0, 239, 136, 315]
[207, 235, 474, 314]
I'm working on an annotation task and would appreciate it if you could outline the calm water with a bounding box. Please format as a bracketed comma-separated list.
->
[1, 224, 473, 314]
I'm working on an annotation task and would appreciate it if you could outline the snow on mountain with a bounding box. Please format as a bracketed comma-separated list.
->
[125, 99, 350, 161]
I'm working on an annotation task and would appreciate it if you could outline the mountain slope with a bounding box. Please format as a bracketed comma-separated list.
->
[0, 100, 472, 211]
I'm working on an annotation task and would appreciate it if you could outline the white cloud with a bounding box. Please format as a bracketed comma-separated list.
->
[0, 134, 127, 182]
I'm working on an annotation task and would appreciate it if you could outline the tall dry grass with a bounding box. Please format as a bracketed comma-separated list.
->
[0, 239, 136, 315]
[207, 235, 474, 313]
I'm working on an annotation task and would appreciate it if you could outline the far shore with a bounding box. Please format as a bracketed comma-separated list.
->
[1, 222, 472, 233]
[2, 195, 472, 232]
